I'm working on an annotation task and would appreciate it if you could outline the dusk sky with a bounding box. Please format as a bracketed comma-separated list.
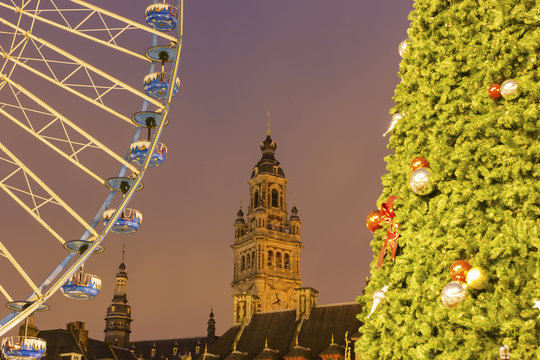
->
[1, 0, 413, 340]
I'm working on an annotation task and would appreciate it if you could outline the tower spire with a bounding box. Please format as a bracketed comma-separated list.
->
[266, 110, 271, 136]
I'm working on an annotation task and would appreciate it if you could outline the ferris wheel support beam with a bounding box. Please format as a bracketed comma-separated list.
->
[69, 0, 177, 42]
[1, 76, 139, 174]
[0, 242, 43, 298]
[4, 56, 136, 125]
[0, 106, 106, 184]
[0, 180, 66, 244]
[0, 3, 153, 62]
[0, 18, 165, 109]
[0, 142, 99, 238]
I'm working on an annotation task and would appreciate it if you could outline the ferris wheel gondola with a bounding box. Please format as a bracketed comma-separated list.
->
[129, 141, 167, 167]
[61, 271, 102, 300]
[2, 302, 49, 360]
[145, 3, 179, 32]
[103, 209, 143, 234]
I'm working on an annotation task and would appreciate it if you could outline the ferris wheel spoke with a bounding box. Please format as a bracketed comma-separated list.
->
[3, 58, 135, 124]
[0, 142, 100, 238]
[69, 0, 177, 41]
[0, 18, 165, 109]
[0, 284, 14, 303]
[0, 242, 43, 298]
[1, 76, 139, 173]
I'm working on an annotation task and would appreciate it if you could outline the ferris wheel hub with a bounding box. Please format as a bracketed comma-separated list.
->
[131, 111, 169, 128]
[145, 46, 177, 62]
[63, 240, 104, 254]
[104, 177, 144, 193]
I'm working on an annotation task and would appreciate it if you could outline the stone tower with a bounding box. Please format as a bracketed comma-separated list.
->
[104, 257, 133, 348]
[231, 129, 303, 317]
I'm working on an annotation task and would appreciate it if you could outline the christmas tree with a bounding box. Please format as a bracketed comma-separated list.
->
[357, 1, 539, 359]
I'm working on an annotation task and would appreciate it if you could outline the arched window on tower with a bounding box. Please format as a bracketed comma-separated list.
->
[254, 190, 260, 208]
[267, 250, 274, 267]
[284, 253, 290, 270]
[271, 189, 279, 208]
[241, 255, 246, 271]
[276, 252, 282, 268]
[246, 253, 251, 268]
[251, 251, 256, 268]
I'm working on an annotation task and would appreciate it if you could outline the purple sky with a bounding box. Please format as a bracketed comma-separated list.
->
[1, 0, 412, 340]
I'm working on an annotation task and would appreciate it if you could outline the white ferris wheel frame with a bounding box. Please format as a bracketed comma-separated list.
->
[0, 0, 184, 336]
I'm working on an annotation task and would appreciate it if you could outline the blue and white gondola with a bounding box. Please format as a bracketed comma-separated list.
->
[143, 72, 180, 99]
[145, 3, 178, 31]
[129, 141, 167, 167]
[1, 337, 46, 360]
[103, 208, 143, 234]
[61, 273, 102, 300]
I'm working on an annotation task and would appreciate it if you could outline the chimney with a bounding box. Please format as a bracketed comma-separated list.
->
[295, 287, 318, 320]
[18, 314, 39, 337]
[67, 321, 89, 351]
[233, 293, 259, 325]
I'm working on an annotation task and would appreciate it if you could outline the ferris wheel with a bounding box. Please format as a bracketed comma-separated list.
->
[0, 0, 184, 351]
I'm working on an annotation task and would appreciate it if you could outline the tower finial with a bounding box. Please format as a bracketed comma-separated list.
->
[331, 333, 334, 344]
[265, 338, 268, 349]
[266, 110, 271, 136]
[122, 240, 125, 263]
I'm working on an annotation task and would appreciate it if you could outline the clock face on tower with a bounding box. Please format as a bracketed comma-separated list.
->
[270, 291, 287, 310]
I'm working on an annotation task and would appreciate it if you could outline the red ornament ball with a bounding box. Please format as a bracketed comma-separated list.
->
[450, 260, 472, 282]
[410, 157, 430, 172]
[366, 210, 382, 233]
[488, 84, 501, 99]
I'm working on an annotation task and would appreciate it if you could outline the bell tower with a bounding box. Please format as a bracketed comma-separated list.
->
[104, 250, 133, 348]
[231, 127, 302, 314]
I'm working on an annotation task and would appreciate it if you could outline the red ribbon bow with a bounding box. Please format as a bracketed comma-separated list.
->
[377, 195, 399, 268]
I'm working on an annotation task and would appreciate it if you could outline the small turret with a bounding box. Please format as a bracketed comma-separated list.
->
[288, 205, 301, 235]
[234, 206, 246, 238]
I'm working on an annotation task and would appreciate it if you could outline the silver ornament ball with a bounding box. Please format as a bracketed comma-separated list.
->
[500, 79, 521, 100]
[398, 39, 408, 57]
[441, 281, 467, 308]
[499, 344, 510, 359]
[409, 167, 431, 195]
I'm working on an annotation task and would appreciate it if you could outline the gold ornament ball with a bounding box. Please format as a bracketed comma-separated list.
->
[466, 267, 488, 290]
[441, 281, 467, 308]
[398, 39, 408, 57]
[500, 79, 521, 100]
